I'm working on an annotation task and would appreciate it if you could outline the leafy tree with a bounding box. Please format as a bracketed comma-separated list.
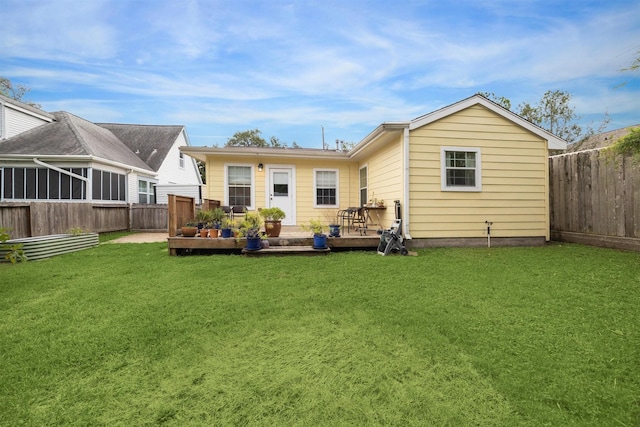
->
[518, 90, 584, 143]
[336, 139, 356, 151]
[620, 49, 639, 72]
[480, 90, 609, 144]
[610, 127, 640, 159]
[226, 129, 301, 148]
[226, 129, 269, 147]
[0, 76, 41, 108]
[478, 92, 511, 110]
[197, 160, 206, 184]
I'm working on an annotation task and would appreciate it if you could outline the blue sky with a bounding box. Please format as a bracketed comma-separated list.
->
[2, 0, 639, 148]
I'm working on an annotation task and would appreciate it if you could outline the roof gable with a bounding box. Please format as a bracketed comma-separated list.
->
[0, 112, 152, 171]
[98, 123, 185, 172]
[409, 94, 567, 150]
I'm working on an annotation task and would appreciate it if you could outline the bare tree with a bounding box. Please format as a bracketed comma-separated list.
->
[0, 76, 41, 108]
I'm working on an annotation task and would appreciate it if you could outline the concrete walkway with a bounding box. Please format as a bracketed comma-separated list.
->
[107, 232, 169, 243]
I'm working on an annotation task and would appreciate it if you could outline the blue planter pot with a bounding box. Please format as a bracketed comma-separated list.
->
[245, 237, 262, 251]
[313, 234, 327, 249]
[329, 224, 340, 237]
[220, 228, 233, 238]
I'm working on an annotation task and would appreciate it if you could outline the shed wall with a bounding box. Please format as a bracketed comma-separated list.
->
[408, 104, 550, 240]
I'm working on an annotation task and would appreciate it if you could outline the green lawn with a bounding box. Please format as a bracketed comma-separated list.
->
[1, 242, 638, 426]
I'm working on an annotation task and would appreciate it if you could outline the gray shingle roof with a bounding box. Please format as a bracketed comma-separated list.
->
[97, 123, 184, 171]
[0, 111, 189, 173]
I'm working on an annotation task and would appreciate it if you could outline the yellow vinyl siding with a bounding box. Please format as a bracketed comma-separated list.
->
[204, 154, 359, 224]
[409, 104, 550, 240]
[358, 135, 403, 227]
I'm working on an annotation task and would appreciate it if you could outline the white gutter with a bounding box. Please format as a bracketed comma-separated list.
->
[402, 127, 411, 239]
[0, 154, 156, 177]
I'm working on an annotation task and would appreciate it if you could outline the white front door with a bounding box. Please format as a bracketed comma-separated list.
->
[267, 166, 295, 225]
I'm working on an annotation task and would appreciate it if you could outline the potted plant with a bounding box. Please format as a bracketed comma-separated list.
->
[302, 218, 328, 249]
[181, 220, 198, 237]
[196, 209, 215, 236]
[259, 207, 286, 237]
[220, 216, 234, 238]
[323, 210, 341, 238]
[210, 207, 226, 229]
[207, 207, 226, 237]
[237, 211, 265, 251]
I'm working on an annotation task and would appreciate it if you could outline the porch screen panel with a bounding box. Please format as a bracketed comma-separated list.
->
[26, 168, 36, 199]
[14, 168, 24, 199]
[3, 168, 13, 198]
[71, 168, 85, 199]
[93, 171, 102, 200]
[110, 173, 119, 200]
[119, 175, 126, 201]
[37, 169, 48, 199]
[49, 170, 60, 199]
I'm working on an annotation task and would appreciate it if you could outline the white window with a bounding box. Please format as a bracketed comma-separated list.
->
[314, 169, 338, 207]
[359, 166, 368, 206]
[226, 165, 253, 208]
[179, 152, 185, 169]
[138, 179, 155, 204]
[441, 147, 482, 192]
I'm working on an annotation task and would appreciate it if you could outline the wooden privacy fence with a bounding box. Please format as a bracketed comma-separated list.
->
[0, 202, 130, 238]
[549, 149, 640, 251]
[130, 203, 168, 231]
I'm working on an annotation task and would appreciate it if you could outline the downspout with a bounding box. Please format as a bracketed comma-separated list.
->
[33, 158, 89, 182]
[402, 127, 411, 239]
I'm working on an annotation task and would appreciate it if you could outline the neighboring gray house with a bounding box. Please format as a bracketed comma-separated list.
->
[0, 98, 202, 204]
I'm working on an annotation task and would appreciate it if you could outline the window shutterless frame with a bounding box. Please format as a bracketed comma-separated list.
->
[440, 147, 482, 192]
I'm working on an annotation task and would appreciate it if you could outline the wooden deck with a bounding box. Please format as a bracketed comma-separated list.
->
[168, 227, 381, 256]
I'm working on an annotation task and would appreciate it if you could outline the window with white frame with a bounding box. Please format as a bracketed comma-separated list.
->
[179, 152, 185, 169]
[314, 169, 338, 207]
[227, 165, 252, 207]
[138, 179, 156, 204]
[359, 166, 368, 206]
[441, 147, 482, 191]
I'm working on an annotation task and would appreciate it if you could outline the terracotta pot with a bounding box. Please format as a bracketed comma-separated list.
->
[209, 229, 220, 238]
[182, 226, 197, 237]
[264, 220, 282, 237]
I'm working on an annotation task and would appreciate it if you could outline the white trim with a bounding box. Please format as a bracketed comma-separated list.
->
[312, 168, 339, 208]
[223, 163, 255, 210]
[440, 147, 482, 192]
[402, 127, 411, 239]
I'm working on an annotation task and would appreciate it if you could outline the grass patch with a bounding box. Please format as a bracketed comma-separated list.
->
[98, 231, 133, 243]
[1, 244, 639, 426]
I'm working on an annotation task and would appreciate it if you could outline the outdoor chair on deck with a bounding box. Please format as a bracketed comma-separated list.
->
[221, 206, 232, 218]
[338, 207, 367, 235]
[231, 205, 247, 220]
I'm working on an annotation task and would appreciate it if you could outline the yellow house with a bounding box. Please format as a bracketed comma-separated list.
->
[181, 95, 567, 247]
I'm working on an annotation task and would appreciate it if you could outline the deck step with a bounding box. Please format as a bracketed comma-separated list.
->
[242, 246, 330, 256]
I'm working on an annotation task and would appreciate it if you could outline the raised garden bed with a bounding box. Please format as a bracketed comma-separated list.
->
[0, 233, 99, 262]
